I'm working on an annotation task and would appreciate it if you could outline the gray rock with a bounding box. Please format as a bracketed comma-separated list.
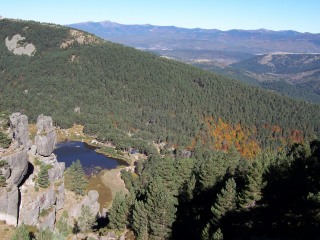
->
[1, 149, 29, 186]
[38, 208, 56, 231]
[35, 130, 56, 157]
[9, 113, 30, 148]
[28, 145, 37, 157]
[19, 194, 40, 226]
[0, 186, 19, 226]
[41, 154, 57, 165]
[55, 182, 65, 210]
[48, 162, 65, 182]
[36, 114, 54, 133]
[70, 190, 100, 219]
[39, 187, 56, 212]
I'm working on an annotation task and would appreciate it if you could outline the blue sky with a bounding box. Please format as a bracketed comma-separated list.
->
[2, 0, 319, 33]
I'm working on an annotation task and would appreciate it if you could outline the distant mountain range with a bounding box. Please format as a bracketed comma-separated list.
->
[68, 21, 320, 63]
[68, 21, 320, 103]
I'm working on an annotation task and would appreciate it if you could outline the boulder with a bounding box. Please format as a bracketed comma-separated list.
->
[70, 190, 100, 219]
[1, 148, 29, 186]
[35, 114, 57, 157]
[0, 186, 19, 226]
[36, 114, 53, 133]
[9, 113, 30, 148]
[35, 130, 56, 157]
[48, 162, 65, 182]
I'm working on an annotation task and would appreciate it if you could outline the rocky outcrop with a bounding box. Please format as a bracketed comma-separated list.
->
[70, 190, 100, 219]
[18, 114, 64, 230]
[0, 186, 19, 225]
[35, 115, 57, 157]
[9, 112, 30, 148]
[0, 113, 30, 225]
[2, 148, 29, 186]
[5, 34, 36, 56]
[0, 113, 65, 231]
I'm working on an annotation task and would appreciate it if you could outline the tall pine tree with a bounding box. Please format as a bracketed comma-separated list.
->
[65, 160, 88, 195]
[239, 161, 265, 209]
[108, 192, 131, 230]
[211, 178, 237, 226]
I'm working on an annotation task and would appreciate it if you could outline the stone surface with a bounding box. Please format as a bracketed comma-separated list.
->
[35, 130, 56, 157]
[0, 113, 65, 230]
[36, 115, 54, 133]
[48, 162, 65, 182]
[28, 145, 37, 157]
[70, 190, 100, 219]
[39, 187, 56, 212]
[55, 182, 65, 210]
[35, 114, 57, 157]
[38, 209, 56, 231]
[9, 113, 30, 148]
[1, 148, 29, 186]
[5, 34, 36, 56]
[0, 186, 19, 225]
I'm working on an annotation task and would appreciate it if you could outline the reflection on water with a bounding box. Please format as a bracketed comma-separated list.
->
[53, 141, 120, 175]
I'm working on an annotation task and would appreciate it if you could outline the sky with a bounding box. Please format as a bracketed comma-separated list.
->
[1, 0, 320, 33]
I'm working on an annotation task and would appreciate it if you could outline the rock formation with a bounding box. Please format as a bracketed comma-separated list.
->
[70, 190, 100, 219]
[0, 113, 65, 231]
[35, 114, 57, 157]
[19, 114, 64, 230]
[0, 113, 30, 225]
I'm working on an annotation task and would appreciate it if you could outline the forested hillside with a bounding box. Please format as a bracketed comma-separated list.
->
[2, 19, 320, 240]
[1, 19, 320, 155]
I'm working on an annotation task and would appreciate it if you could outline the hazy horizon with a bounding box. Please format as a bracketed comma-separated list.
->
[2, 0, 320, 33]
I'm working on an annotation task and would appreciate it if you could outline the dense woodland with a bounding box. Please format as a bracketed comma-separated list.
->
[1, 20, 320, 239]
[111, 140, 320, 239]
[1, 19, 320, 154]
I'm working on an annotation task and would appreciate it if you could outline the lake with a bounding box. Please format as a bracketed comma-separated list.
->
[53, 141, 121, 175]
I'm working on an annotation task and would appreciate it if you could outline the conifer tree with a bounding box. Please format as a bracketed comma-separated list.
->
[65, 160, 88, 195]
[212, 228, 223, 240]
[37, 165, 50, 188]
[239, 161, 265, 209]
[108, 192, 131, 230]
[201, 222, 211, 240]
[199, 154, 227, 190]
[145, 178, 177, 239]
[226, 144, 241, 175]
[132, 200, 149, 240]
[211, 178, 237, 226]
[78, 205, 97, 232]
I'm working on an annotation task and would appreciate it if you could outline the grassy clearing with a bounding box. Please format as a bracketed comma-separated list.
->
[100, 168, 129, 208]
[87, 172, 113, 211]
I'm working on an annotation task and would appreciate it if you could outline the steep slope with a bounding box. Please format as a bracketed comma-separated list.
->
[1, 19, 320, 154]
[68, 21, 320, 103]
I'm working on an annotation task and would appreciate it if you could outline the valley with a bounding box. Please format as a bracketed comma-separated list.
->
[69, 21, 320, 103]
[1, 18, 320, 239]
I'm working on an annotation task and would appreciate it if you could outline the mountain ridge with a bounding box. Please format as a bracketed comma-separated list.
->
[1, 19, 320, 154]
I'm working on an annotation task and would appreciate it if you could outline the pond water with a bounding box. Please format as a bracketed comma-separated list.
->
[53, 141, 121, 175]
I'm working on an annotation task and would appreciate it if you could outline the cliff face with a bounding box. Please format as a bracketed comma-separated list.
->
[0, 113, 102, 234]
[0, 113, 64, 230]
[0, 113, 30, 225]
